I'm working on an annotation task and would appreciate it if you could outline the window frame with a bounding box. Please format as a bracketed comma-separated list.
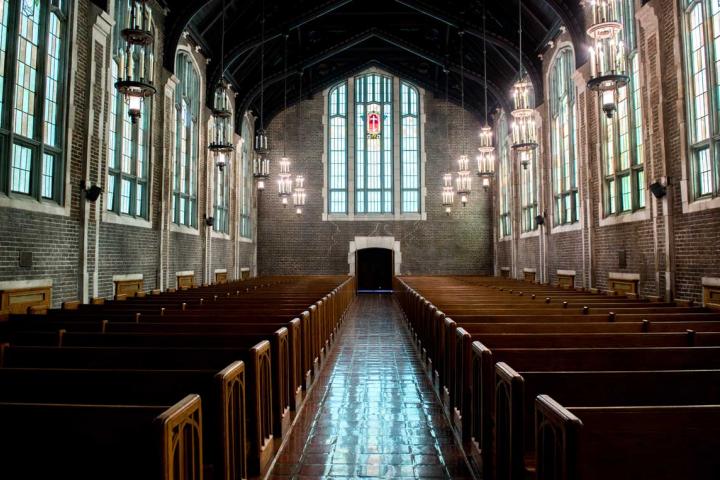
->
[682, 0, 720, 201]
[355, 73, 394, 214]
[520, 151, 538, 233]
[239, 116, 253, 239]
[400, 81, 421, 214]
[601, 0, 646, 218]
[498, 113, 512, 238]
[549, 47, 579, 226]
[0, 0, 69, 205]
[327, 81, 348, 214]
[172, 50, 200, 229]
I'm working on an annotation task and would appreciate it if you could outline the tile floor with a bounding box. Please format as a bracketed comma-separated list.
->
[265, 294, 474, 479]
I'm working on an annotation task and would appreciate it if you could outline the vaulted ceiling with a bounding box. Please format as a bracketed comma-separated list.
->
[162, 0, 586, 125]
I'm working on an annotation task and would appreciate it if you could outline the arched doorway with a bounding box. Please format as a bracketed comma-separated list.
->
[357, 248, 393, 292]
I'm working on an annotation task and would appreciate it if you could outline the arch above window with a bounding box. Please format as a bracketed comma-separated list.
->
[323, 69, 425, 221]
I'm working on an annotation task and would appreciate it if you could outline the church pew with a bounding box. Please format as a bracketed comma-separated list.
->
[0, 342, 276, 474]
[449, 320, 720, 333]
[0, 394, 202, 480]
[494, 364, 720, 480]
[469, 344, 720, 479]
[0, 365, 246, 480]
[534, 395, 720, 480]
[11, 328, 293, 437]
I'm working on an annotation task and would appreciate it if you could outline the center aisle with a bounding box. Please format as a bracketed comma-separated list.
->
[266, 294, 474, 479]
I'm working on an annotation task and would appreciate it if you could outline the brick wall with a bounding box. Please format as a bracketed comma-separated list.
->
[0, 0, 256, 306]
[257, 89, 494, 276]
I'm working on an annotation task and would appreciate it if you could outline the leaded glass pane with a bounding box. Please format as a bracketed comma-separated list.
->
[41, 153, 53, 198]
[0, 0, 9, 119]
[328, 83, 347, 213]
[14, 5, 40, 139]
[11, 143, 32, 193]
[43, 12, 61, 146]
[400, 82, 420, 213]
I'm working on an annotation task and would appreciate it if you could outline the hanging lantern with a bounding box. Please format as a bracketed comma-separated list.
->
[456, 155, 472, 207]
[278, 156, 293, 205]
[519, 150, 532, 170]
[209, 81, 235, 170]
[511, 74, 539, 152]
[115, 0, 156, 123]
[587, 0, 628, 118]
[293, 175, 306, 215]
[253, 129, 270, 190]
[442, 173, 455, 215]
[477, 126, 496, 178]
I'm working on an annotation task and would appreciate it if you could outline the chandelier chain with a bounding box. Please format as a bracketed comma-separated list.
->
[460, 30, 466, 156]
[483, 7, 488, 124]
[259, 0, 265, 129]
[283, 33, 287, 156]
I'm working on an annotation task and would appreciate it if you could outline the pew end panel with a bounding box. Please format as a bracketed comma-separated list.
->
[494, 362, 525, 480]
[271, 327, 291, 438]
[215, 361, 247, 480]
[534, 395, 582, 480]
[156, 394, 205, 480]
[249, 340, 274, 474]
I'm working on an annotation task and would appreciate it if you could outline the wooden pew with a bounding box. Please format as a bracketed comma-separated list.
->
[0, 394, 202, 480]
[470, 344, 720, 479]
[534, 395, 720, 480]
[0, 342, 275, 474]
[0, 365, 245, 480]
[495, 364, 720, 480]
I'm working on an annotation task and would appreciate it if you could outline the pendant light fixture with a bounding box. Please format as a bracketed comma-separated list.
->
[441, 68, 455, 215]
[477, 7, 496, 191]
[587, 0, 628, 118]
[209, 0, 234, 170]
[511, 0, 538, 166]
[278, 34, 293, 205]
[115, 0, 156, 123]
[456, 31, 472, 207]
[253, 0, 270, 190]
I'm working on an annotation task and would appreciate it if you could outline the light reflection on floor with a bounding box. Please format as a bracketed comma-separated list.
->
[267, 294, 474, 479]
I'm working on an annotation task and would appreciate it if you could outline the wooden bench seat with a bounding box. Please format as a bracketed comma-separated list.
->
[0, 365, 246, 479]
[0, 395, 202, 480]
[495, 364, 720, 480]
[535, 395, 720, 480]
[0, 342, 275, 473]
[470, 344, 720, 478]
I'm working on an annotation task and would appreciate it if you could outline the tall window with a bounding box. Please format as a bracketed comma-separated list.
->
[173, 51, 200, 228]
[326, 72, 422, 216]
[549, 48, 579, 225]
[108, 0, 150, 217]
[239, 119, 252, 239]
[355, 74, 393, 213]
[0, 0, 68, 203]
[498, 115, 512, 238]
[328, 82, 347, 213]
[520, 152, 537, 232]
[602, 0, 645, 216]
[400, 82, 421, 213]
[683, 0, 720, 199]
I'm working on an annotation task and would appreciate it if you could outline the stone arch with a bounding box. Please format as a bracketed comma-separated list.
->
[348, 236, 401, 276]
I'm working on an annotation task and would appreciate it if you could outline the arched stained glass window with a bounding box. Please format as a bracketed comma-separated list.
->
[173, 51, 200, 228]
[549, 48, 579, 225]
[108, 0, 150, 217]
[328, 82, 347, 213]
[682, 0, 720, 199]
[602, 0, 645, 215]
[498, 113, 512, 238]
[325, 71, 422, 217]
[400, 82, 420, 213]
[1, 0, 69, 203]
[355, 74, 393, 213]
[240, 118, 252, 238]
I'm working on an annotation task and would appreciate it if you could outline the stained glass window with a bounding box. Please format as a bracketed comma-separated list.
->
[400, 82, 420, 213]
[240, 119, 253, 239]
[328, 82, 347, 213]
[355, 74, 393, 214]
[172, 51, 200, 228]
[2, 0, 67, 202]
[498, 114, 512, 237]
[550, 48, 579, 225]
[602, 0, 646, 215]
[683, 0, 720, 198]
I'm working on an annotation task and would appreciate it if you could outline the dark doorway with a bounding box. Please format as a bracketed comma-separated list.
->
[357, 248, 393, 292]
